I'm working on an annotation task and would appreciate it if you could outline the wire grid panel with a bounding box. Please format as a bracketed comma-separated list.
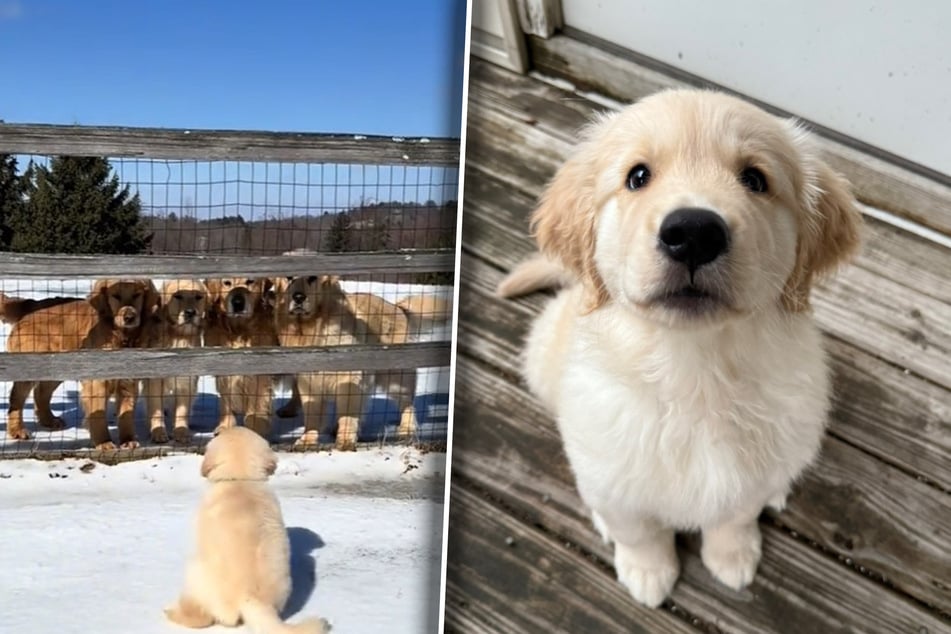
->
[0, 152, 456, 457]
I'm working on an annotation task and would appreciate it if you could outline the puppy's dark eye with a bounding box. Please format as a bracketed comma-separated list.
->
[172, 293, 183, 301]
[111, 293, 121, 300]
[285, 276, 293, 281]
[195, 294, 204, 301]
[626, 164, 651, 190]
[307, 276, 318, 284]
[245, 279, 254, 286]
[222, 280, 232, 287]
[740, 167, 768, 193]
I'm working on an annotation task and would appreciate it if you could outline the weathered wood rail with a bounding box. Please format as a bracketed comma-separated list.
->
[0, 123, 460, 166]
[444, 56, 951, 633]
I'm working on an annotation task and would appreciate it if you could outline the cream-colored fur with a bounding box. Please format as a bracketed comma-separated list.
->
[498, 89, 862, 607]
[165, 427, 330, 633]
[143, 279, 209, 445]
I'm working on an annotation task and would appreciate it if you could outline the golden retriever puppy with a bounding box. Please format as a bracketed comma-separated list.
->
[6, 279, 160, 448]
[273, 275, 372, 450]
[204, 278, 279, 438]
[143, 280, 209, 444]
[497, 89, 862, 607]
[165, 427, 330, 633]
[277, 290, 418, 440]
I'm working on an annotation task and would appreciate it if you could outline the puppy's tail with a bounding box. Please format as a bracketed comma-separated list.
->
[241, 597, 331, 634]
[496, 253, 574, 298]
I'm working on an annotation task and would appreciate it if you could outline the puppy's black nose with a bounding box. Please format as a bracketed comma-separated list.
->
[122, 312, 136, 324]
[183, 308, 197, 319]
[659, 208, 730, 271]
[230, 294, 246, 311]
[292, 292, 306, 305]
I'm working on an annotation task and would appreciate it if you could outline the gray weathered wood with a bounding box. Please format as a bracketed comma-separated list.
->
[515, 0, 563, 37]
[0, 341, 450, 381]
[522, 37, 951, 236]
[466, 69, 951, 392]
[0, 123, 460, 166]
[446, 484, 702, 634]
[0, 250, 456, 278]
[451, 355, 951, 631]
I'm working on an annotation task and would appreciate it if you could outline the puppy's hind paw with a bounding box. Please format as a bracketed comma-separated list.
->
[614, 541, 679, 608]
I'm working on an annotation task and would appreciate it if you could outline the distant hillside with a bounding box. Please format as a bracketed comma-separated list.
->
[145, 200, 457, 255]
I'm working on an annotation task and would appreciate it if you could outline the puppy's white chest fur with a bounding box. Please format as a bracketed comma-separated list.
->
[524, 288, 830, 530]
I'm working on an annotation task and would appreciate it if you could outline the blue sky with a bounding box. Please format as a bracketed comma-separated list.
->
[0, 0, 468, 138]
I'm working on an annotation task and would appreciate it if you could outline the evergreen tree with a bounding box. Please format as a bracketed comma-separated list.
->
[0, 154, 24, 249]
[326, 211, 353, 252]
[11, 156, 148, 254]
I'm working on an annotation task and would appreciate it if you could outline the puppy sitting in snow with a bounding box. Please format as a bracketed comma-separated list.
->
[165, 427, 330, 633]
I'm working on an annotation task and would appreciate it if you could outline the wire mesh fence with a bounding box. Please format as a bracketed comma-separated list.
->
[0, 124, 458, 460]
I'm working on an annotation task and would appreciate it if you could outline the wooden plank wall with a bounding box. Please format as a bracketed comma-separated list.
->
[444, 58, 951, 633]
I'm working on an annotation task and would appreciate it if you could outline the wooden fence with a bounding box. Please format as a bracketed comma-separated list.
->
[0, 123, 460, 458]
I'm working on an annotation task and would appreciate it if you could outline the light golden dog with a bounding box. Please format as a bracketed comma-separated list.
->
[498, 89, 862, 607]
[273, 276, 376, 449]
[143, 279, 209, 445]
[6, 279, 159, 448]
[204, 278, 279, 439]
[165, 427, 330, 633]
[276, 289, 419, 441]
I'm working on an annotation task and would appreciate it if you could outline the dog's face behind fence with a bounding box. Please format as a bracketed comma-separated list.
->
[531, 89, 862, 326]
[89, 279, 159, 330]
[162, 279, 208, 328]
[276, 275, 341, 318]
[205, 278, 269, 319]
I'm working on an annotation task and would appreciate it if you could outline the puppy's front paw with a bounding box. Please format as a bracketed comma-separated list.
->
[119, 440, 140, 450]
[614, 540, 679, 608]
[702, 523, 762, 591]
[94, 441, 117, 451]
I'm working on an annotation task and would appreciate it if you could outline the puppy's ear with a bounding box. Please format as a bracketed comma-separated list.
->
[143, 280, 162, 316]
[782, 159, 863, 312]
[530, 117, 613, 310]
[88, 279, 112, 319]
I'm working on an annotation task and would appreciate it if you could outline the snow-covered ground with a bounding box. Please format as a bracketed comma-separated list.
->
[0, 279, 453, 453]
[0, 447, 447, 633]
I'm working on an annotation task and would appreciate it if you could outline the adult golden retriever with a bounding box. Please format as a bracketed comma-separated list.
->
[272, 276, 380, 449]
[204, 277, 278, 438]
[6, 279, 159, 448]
[0, 291, 81, 324]
[276, 290, 419, 441]
[497, 89, 862, 607]
[143, 279, 209, 444]
[165, 427, 329, 633]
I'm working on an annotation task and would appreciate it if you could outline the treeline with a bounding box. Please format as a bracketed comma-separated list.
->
[0, 154, 457, 257]
[146, 200, 457, 255]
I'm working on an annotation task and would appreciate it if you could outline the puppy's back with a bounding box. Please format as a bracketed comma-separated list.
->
[195, 481, 291, 601]
[7, 299, 99, 353]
